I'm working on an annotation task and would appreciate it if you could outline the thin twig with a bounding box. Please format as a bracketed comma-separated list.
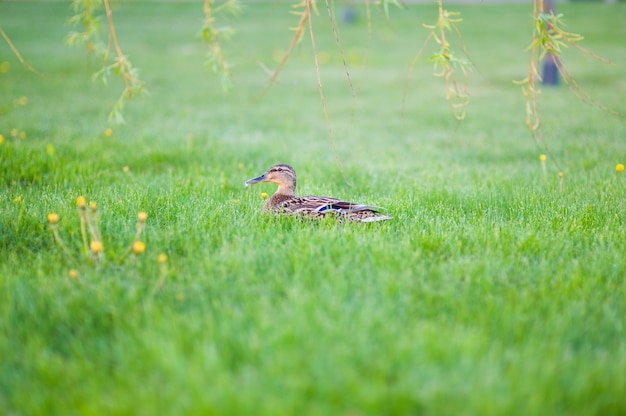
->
[325, 0, 355, 98]
[569, 42, 614, 65]
[203, 0, 231, 80]
[255, 6, 308, 101]
[0, 27, 44, 76]
[552, 54, 620, 115]
[402, 31, 433, 117]
[103, 0, 133, 93]
[354, 0, 372, 96]
[306, 0, 349, 184]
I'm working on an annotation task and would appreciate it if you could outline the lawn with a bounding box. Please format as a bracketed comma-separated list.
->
[1, 1, 625, 415]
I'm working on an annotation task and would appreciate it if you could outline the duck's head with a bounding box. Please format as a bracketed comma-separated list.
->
[245, 164, 297, 195]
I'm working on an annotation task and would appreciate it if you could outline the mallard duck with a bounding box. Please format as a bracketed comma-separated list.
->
[244, 164, 392, 222]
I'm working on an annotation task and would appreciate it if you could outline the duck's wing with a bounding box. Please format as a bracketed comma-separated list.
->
[276, 196, 384, 215]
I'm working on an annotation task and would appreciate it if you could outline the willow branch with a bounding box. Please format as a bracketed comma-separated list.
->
[0, 27, 44, 76]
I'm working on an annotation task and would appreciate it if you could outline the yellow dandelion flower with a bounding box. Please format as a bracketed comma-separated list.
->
[47, 213, 59, 224]
[0, 134, 4, 144]
[18, 96, 27, 106]
[68, 269, 79, 279]
[138, 211, 148, 223]
[157, 253, 168, 264]
[616, 163, 624, 173]
[318, 51, 331, 65]
[76, 196, 87, 209]
[272, 49, 285, 63]
[261, 192, 267, 200]
[238, 162, 244, 169]
[539, 154, 546, 162]
[13, 196, 22, 203]
[559, 172, 564, 178]
[10, 128, 17, 137]
[123, 166, 130, 173]
[132, 241, 146, 255]
[89, 201, 97, 212]
[90, 240, 103, 254]
[104, 128, 112, 137]
[19, 131, 25, 140]
[346, 49, 362, 66]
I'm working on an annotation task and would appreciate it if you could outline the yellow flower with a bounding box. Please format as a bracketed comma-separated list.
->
[123, 166, 130, 173]
[90, 240, 103, 254]
[0, 134, 4, 144]
[539, 154, 546, 162]
[272, 49, 286, 63]
[68, 269, 79, 279]
[47, 213, 59, 224]
[318, 51, 331, 65]
[138, 211, 148, 223]
[0, 61, 9, 73]
[157, 253, 168, 264]
[237, 162, 244, 169]
[89, 201, 97, 212]
[104, 128, 112, 137]
[559, 172, 564, 178]
[261, 192, 267, 200]
[132, 241, 146, 255]
[76, 196, 87, 209]
[346, 49, 362, 66]
[18, 96, 27, 106]
[13, 196, 22, 203]
[616, 163, 625, 173]
[19, 131, 25, 140]
[10, 128, 17, 137]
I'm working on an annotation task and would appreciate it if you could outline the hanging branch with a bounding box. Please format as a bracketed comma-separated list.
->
[201, 0, 240, 91]
[254, 1, 349, 180]
[256, 0, 312, 100]
[353, 0, 372, 97]
[0, 27, 44, 76]
[66, 0, 145, 123]
[66, 0, 103, 61]
[516, 1, 620, 175]
[91, 0, 145, 123]
[306, 0, 348, 182]
[103, 0, 133, 94]
[403, 0, 470, 121]
[324, 0, 355, 98]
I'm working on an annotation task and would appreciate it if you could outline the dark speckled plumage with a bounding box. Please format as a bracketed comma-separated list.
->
[245, 164, 392, 223]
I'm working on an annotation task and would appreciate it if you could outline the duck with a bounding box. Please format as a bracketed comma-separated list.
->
[244, 164, 392, 222]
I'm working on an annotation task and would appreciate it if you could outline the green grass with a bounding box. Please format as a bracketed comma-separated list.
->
[1, 2, 626, 414]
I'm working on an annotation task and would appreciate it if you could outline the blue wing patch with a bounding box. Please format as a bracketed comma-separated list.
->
[316, 204, 344, 213]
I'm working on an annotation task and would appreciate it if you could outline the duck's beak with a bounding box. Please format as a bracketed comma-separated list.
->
[244, 171, 268, 187]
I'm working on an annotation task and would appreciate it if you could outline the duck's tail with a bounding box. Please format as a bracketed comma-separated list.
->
[357, 214, 393, 223]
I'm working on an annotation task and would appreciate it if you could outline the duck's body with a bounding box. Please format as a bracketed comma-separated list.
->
[245, 164, 391, 223]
